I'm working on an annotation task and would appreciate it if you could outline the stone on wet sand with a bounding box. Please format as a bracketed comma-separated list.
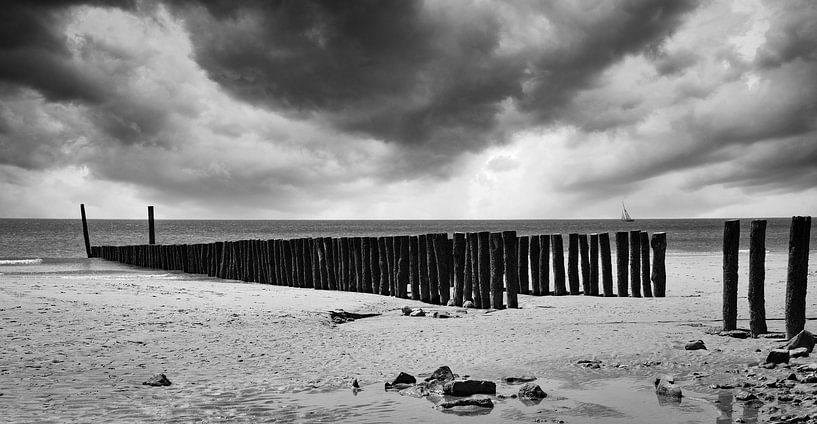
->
[462, 300, 475, 308]
[436, 398, 494, 409]
[784, 330, 815, 353]
[443, 380, 496, 396]
[766, 349, 790, 365]
[654, 375, 682, 399]
[719, 330, 750, 339]
[503, 376, 537, 384]
[391, 372, 416, 385]
[409, 309, 425, 317]
[790, 347, 810, 358]
[518, 383, 547, 399]
[425, 366, 455, 382]
[685, 340, 706, 351]
[398, 384, 429, 398]
[735, 390, 757, 401]
[401, 306, 413, 316]
[142, 373, 171, 387]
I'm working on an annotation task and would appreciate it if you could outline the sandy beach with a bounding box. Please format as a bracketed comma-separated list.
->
[2, 252, 816, 423]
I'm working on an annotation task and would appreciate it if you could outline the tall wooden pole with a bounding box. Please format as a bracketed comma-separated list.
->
[579, 234, 590, 296]
[650, 233, 666, 297]
[503, 231, 519, 309]
[529, 235, 540, 295]
[785, 216, 812, 338]
[552, 234, 566, 295]
[478, 231, 491, 309]
[640, 231, 652, 297]
[567, 233, 580, 295]
[748, 220, 767, 336]
[489, 232, 505, 309]
[539, 235, 550, 295]
[518, 236, 529, 295]
[452, 233, 466, 306]
[722, 220, 740, 331]
[615, 231, 629, 297]
[147, 205, 155, 245]
[80, 204, 92, 258]
[629, 230, 642, 298]
[409, 235, 420, 301]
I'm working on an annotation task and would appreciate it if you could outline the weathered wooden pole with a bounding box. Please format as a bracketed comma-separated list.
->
[589, 234, 600, 296]
[80, 204, 92, 258]
[409, 235, 420, 300]
[453, 233, 466, 306]
[397, 236, 410, 299]
[378, 237, 390, 296]
[434, 233, 451, 305]
[529, 235, 541, 295]
[386, 237, 396, 296]
[748, 220, 767, 336]
[427, 234, 440, 304]
[785, 216, 812, 339]
[503, 231, 519, 308]
[599, 233, 614, 296]
[518, 236, 529, 295]
[464, 233, 475, 303]
[147, 205, 155, 245]
[489, 232, 505, 309]
[629, 230, 642, 298]
[418, 235, 429, 301]
[640, 231, 651, 297]
[539, 235, 550, 295]
[579, 234, 591, 295]
[615, 231, 629, 297]
[552, 234, 567, 295]
[567, 234, 580, 295]
[361, 237, 372, 293]
[722, 220, 740, 331]
[650, 233, 666, 297]
[478, 231, 491, 309]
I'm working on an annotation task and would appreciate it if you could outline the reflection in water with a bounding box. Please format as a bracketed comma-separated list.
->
[655, 393, 683, 407]
[714, 391, 758, 424]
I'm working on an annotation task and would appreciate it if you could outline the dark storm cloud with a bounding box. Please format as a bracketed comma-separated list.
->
[170, 0, 698, 168]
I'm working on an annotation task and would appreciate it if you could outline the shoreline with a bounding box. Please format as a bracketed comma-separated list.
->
[1, 252, 815, 422]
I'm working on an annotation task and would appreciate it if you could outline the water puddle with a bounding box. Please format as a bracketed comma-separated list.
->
[164, 377, 758, 423]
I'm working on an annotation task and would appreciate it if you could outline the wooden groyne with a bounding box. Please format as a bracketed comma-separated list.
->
[81, 206, 671, 310]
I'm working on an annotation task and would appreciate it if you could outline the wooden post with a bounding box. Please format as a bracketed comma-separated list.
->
[552, 234, 566, 295]
[579, 234, 590, 295]
[723, 220, 740, 331]
[640, 231, 651, 297]
[748, 220, 767, 336]
[650, 233, 666, 297]
[518, 236, 529, 295]
[588, 234, 599, 296]
[568, 233, 580, 295]
[785, 216, 812, 339]
[353, 237, 363, 292]
[417, 235, 429, 301]
[615, 231, 629, 297]
[80, 204, 92, 258]
[539, 235, 550, 295]
[386, 237, 396, 296]
[478, 231, 491, 309]
[361, 237, 372, 293]
[397, 236, 410, 298]
[629, 230, 642, 298]
[529, 235, 540, 295]
[434, 233, 451, 305]
[339, 238, 349, 291]
[147, 205, 155, 245]
[503, 231, 519, 308]
[409, 235, 420, 300]
[464, 233, 475, 303]
[489, 232, 504, 309]
[453, 233, 466, 306]
[378, 237, 390, 296]
[600, 233, 614, 296]
[427, 234, 440, 304]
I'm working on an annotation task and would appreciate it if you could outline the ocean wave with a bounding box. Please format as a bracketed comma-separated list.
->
[0, 258, 43, 265]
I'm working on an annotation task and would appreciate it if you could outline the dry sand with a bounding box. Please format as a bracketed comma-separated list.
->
[1, 252, 816, 422]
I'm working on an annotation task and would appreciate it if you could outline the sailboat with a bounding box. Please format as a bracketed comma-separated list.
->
[621, 202, 635, 222]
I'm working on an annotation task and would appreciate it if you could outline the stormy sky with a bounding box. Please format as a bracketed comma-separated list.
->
[1, 0, 815, 219]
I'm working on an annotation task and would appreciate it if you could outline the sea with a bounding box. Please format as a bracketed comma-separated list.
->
[0, 217, 813, 262]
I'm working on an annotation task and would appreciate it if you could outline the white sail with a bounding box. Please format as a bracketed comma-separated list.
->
[621, 202, 634, 222]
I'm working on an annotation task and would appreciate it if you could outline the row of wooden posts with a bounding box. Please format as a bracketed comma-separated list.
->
[81, 205, 668, 309]
[722, 216, 812, 339]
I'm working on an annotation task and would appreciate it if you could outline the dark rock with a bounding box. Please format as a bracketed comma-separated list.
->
[462, 300, 475, 308]
[431, 311, 450, 319]
[685, 340, 707, 351]
[436, 398, 494, 409]
[787, 373, 799, 381]
[654, 375, 682, 399]
[735, 391, 757, 401]
[401, 306, 413, 316]
[801, 374, 817, 384]
[720, 330, 750, 339]
[425, 366, 455, 382]
[784, 330, 815, 353]
[790, 347, 810, 358]
[767, 349, 790, 365]
[409, 309, 425, 317]
[503, 376, 537, 384]
[352, 379, 360, 388]
[142, 374, 171, 387]
[392, 372, 416, 385]
[518, 383, 547, 399]
[443, 380, 496, 396]
[761, 362, 777, 369]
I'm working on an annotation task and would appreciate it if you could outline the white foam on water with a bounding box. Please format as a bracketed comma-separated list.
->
[0, 258, 43, 265]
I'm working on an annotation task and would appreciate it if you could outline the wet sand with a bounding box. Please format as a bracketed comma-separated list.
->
[1, 252, 815, 422]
